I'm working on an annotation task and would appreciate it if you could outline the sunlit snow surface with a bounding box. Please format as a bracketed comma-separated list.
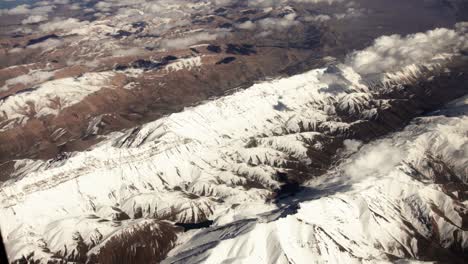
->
[163, 101, 468, 264]
[0, 59, 466, 262]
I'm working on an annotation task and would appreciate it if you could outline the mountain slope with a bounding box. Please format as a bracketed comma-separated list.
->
[164, 103, 468, 263]
[0, 25, 467, 263]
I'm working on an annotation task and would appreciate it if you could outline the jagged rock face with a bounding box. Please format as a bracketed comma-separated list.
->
[164, 107, 468, 264]
[86, 220, 179, 264]
[120, 191, 218, 222]
[0, 1, 468, 263]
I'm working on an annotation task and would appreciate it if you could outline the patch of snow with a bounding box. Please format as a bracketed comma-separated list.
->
[0, 72, 115, 132]
[165, 56, 202, 72]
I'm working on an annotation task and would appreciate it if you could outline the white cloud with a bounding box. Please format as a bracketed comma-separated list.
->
[342, 139, 362, 153]
[257, 13, 299, 30]
[36, 0, 69, 5]
[26, 38, 63, 50]
[0, 4, 55, 16]
[236, 13, 300, 33]
[344, 140, 404, 180]
[53, 0, 70, 4]
[21, 15, 48, 24]
[38, 18, 89, 32]
[161, 31, 228, 50]
[31, 5, 55, 14]
[0, 4, 30, 15]
[303, 14, 331, 22]
[237, 21, 256, 30]
[112, 47, 147, 57]
[69, 4, 80, 10]
[334, 7, 365, 20]
[346, 25, 468, 75]
[95, 1, 113, 12]
[1, 70, 55, 92]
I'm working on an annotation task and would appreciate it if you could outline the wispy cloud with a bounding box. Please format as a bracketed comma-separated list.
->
[346, 23, 468, 75]
[161, 31, 229, 50]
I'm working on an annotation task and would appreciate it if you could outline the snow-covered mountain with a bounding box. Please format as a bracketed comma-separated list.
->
[0, 22, 467, 263]
[164, 103, 468, 263]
